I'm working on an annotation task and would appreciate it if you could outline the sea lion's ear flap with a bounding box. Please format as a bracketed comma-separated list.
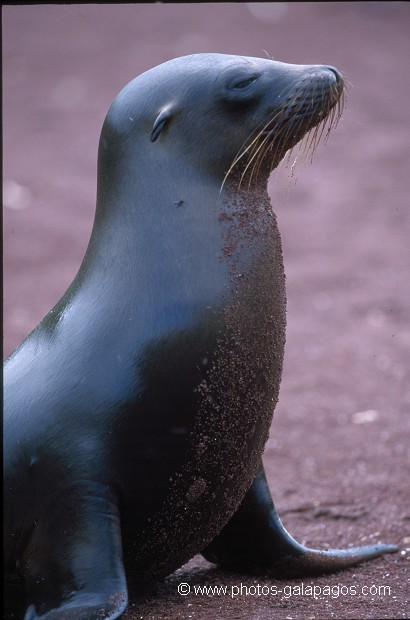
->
[151, 106, 174, 142]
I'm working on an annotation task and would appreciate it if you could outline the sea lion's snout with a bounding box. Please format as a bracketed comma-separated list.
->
[324, 65, 344, 85]
[224, 60, 346, 184]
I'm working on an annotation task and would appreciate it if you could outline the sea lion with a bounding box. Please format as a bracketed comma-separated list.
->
[4, 53, 397, 620]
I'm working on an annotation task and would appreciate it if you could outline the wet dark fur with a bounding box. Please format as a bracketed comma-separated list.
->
[4, 54, 396, 620]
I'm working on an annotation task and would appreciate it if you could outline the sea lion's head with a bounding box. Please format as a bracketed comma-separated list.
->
[101, 53, 344, 189]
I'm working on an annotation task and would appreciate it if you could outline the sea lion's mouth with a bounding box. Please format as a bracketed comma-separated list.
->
[261, 105, 331, 137]
[222, 69, 345, 191]
[261, 78, 344, 140]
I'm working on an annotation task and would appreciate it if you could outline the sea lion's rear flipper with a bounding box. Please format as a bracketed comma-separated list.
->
[22, 485, 128, 619]
[201, 463, 398, 576]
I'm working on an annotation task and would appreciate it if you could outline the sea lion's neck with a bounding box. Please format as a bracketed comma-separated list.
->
[60, 150, 282, 346]
[81, 168, 223, 287]
[79, 150, 275, 291]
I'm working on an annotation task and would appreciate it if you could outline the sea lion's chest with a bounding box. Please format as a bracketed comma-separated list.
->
[118, 194, 286, 577]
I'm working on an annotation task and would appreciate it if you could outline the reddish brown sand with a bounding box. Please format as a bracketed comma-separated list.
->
[3, 3, 409, 619]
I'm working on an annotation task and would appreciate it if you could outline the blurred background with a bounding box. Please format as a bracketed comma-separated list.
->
[3, 4, 409, 619]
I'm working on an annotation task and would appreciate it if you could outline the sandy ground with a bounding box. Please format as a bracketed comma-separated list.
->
[3, 3, 410, 619]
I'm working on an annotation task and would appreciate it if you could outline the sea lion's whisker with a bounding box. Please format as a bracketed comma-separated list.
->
[222, 68, 346, 193]
[222, 107, 288, 193]
[221, 81, 305, 191]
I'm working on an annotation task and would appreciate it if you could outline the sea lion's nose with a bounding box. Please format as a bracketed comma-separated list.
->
[324, 65, 344, 85]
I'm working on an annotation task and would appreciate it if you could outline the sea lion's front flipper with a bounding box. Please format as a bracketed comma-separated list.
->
[201, 463, 398, 576]
[22, 484, 128, 620]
